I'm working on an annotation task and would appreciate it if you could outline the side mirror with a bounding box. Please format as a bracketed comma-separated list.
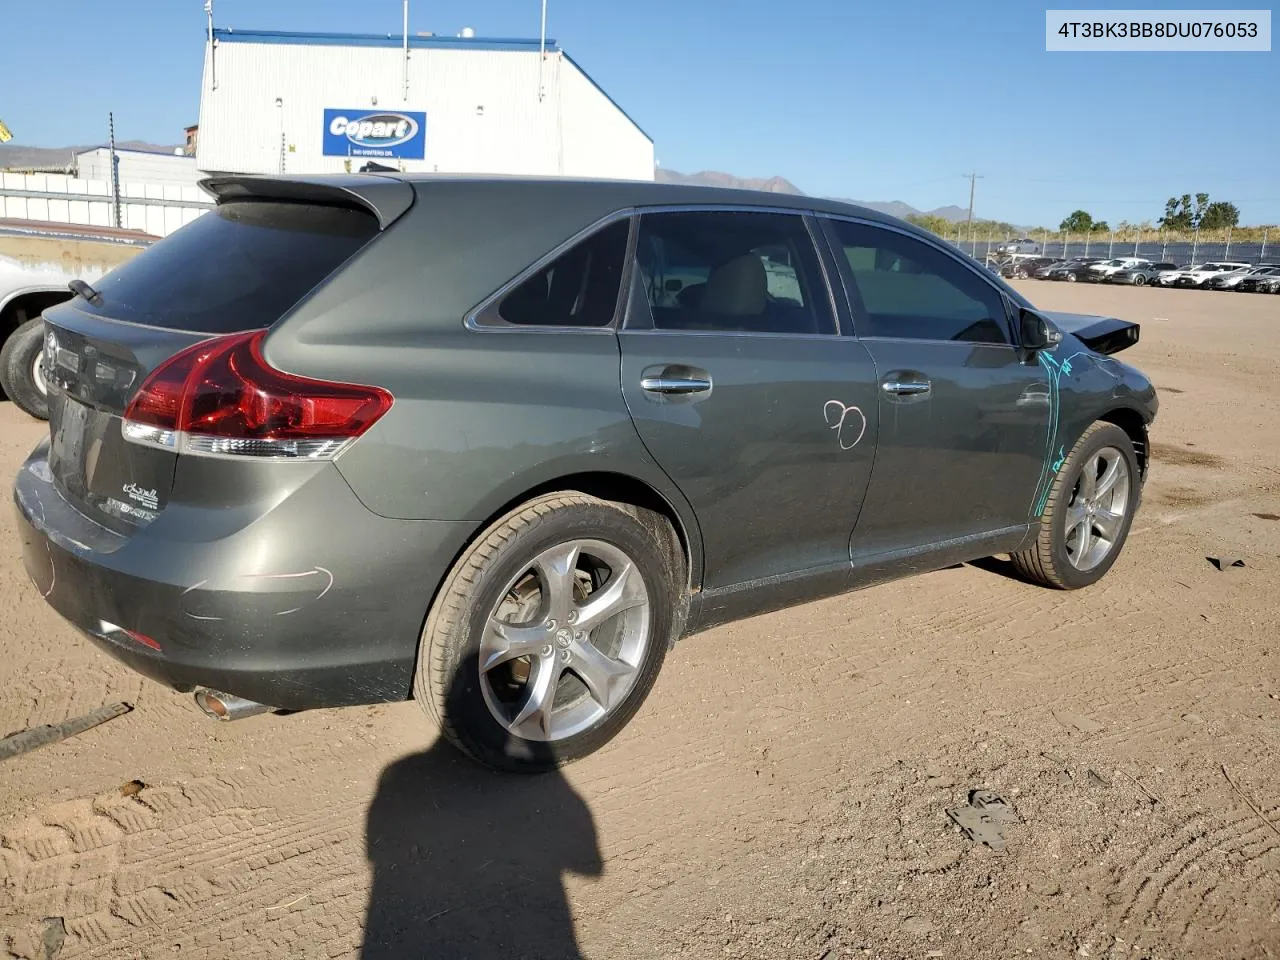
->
[1019, 308, 1061, 351]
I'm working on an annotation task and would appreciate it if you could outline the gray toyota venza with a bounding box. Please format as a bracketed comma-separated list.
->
[14, 175, 1158, 771]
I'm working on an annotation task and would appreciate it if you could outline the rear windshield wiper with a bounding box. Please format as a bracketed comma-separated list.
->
[68, 278, 104, 306]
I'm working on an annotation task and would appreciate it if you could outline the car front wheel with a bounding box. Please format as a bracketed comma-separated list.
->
[416, 492, 681, 772]
[1012, 421, 1140, 590]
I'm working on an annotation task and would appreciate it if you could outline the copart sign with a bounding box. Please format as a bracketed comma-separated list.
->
[322, 109, 426, 159]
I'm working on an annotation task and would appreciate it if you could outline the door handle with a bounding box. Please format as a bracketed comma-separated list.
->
[881, 379, 931, 397]
[640, 372, 712, 395]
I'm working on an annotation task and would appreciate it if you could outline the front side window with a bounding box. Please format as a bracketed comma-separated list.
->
[631, 211, 834, 335]
[495, 219, 629, 327]
[827, 220, 1011, 344]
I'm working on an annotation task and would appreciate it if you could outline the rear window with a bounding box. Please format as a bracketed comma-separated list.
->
[79, 201, 379, 333]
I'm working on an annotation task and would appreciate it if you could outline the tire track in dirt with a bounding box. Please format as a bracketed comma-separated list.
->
[1066, 795, 1280, 958]
[2, 770, 371, 960]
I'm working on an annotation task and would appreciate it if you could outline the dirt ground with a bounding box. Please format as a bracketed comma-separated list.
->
[2, 283, 1278, 960]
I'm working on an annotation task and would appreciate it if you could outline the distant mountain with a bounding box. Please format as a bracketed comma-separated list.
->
[829, 199, 973, 223]
[0, 141, 182, 170]
[653, 172, 981, 224]
[833, 199, 918, 219]
[655, 168, 804, 195]
[926, 205, 970, 223]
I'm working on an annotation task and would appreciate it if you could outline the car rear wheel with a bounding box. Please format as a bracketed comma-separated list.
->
[1133, 274, 1147, 286]
[416, 492, 681, 772]
[0, 317, 50, 421]
[1066, 273, 1078, 282]
[1012, 422, 1140, 590]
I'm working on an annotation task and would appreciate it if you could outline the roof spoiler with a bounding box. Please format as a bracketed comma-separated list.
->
[198, 174, 415, 229]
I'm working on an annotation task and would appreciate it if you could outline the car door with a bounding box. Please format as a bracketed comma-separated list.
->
[820, 217, 1049, 562]
[618, 208, 879, 598]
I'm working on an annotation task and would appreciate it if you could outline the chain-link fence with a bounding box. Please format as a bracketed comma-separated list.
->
[949, 226, 1274, 267]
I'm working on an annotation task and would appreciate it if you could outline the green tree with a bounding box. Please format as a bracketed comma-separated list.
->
[1160, 195, 1194, 230]
[1193, 193, 1210, 226]
[904, 213, 954, 235]
[1092, 220, 1110, 234]
[1161, 192, 1218, 230]
[1200, 201, 1240, 230]
[1059, 210, 1095, 233]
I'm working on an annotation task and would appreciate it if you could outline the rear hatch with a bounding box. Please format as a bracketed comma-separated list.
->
[39, 177, 409, 534]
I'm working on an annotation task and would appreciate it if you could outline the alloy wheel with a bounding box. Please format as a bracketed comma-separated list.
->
[479, 539, 651, 742]
[1064, 446, 1131, 571]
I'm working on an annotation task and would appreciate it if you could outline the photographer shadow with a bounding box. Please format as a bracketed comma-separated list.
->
[362, 696, 601, 958]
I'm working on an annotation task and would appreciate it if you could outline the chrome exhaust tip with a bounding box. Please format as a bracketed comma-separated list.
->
[194, 688, 274, 721]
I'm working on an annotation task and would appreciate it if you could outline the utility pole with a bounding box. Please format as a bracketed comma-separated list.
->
[205, 0, 217, 90]
[963, 172, 983, 250]
[108, 112, 121, 229]
[538, 0, 548, 101]
[402, 0, 409, 100]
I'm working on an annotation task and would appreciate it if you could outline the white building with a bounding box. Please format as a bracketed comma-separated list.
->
[75, 147, 201, 187]
[196, 28, 654, 182]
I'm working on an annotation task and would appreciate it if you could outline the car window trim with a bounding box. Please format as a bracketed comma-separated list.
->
[465, 208, 638, 334]
[815, 213, 1027, 346]
[619, 205, 843, 338]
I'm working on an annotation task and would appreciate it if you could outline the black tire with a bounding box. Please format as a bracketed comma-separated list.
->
[0, 317, 50, 420]
[1066, 272, 1078, 282]
[1012, 422, 1141, 590]
[415, 492, 681, 773]
[1133, 274, 1147, 286]
[1015, 268, 1028, 279]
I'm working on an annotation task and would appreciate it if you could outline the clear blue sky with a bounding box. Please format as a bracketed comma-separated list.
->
[1, 0, 1276, 226]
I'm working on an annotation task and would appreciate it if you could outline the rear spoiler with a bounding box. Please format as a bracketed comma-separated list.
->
[198, 174, 415, 230]
[1044, 311, 1140, 356]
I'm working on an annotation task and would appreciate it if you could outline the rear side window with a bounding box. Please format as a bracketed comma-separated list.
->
[828, 219, 1010, 344]
[81, 201, 379, 333]
[630, 211, 834, 335]
[495, 220, 629, 327]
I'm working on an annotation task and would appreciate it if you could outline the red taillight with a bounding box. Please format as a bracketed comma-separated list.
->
[122, 330, 392, 459]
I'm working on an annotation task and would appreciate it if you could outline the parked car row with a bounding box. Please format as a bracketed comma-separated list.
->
[987, 255, 1280, 292]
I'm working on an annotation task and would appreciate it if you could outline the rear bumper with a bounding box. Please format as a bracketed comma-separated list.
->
[14, 439, 474, 710]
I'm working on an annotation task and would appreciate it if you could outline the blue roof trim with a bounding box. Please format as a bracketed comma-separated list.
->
[561, 52, 653, 144]
[212, 28, 559, 53]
